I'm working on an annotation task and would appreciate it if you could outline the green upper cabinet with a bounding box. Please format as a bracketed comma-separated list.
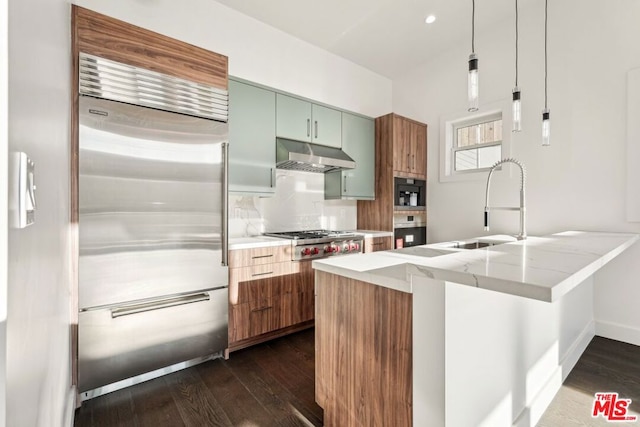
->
[325, 113, 375, 200]
[276, 93, 342, 148]
[228, 79, 276, 195]
[311, 104, 342, 148]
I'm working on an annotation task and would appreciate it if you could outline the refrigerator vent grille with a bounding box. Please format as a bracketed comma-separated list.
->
[78, 52, 228, 122]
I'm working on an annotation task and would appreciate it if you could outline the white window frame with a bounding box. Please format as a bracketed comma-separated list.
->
[439, 99, 513, 183]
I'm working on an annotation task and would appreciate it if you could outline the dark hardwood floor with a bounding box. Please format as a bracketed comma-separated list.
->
[538, 336, 640, 426]
[75, 332, 640, 427]
[74, 328, 322, 427]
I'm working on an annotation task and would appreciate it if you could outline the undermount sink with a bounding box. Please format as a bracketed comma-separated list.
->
[430, 235, 518, 251]
[445, 241, 491, 250]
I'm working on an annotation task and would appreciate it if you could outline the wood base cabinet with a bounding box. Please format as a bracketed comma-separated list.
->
[364, 236, 393, 253]
[315, 271, 412, 426]
[228, 246, 314, 351]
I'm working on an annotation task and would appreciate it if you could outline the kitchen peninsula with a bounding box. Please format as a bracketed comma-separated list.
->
[312, 231, 638, 427]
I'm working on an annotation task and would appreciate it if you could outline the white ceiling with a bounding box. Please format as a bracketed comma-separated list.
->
[215, 0, 528, 79]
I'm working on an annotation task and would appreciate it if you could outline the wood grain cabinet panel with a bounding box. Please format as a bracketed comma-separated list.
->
[228, 248, 315, 351]
[315, 271, 412, 426]
[228, 245, 291, 268]
[357, 113, 427, 232]
[364, 236, 393, 253]
[73, 6, 227, 89]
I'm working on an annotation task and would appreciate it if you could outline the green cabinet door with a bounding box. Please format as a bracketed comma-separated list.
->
[325, 113, 375, 200]
[276, 93, 342, 148]
[276, 93, 312, 142]
[229, 80, 276, 195]
[311, 104, 342, 148]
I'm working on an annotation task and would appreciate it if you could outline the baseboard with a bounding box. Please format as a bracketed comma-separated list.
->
[513, 321, 595, 427]
[595, 320, 640, 346]
[64, 385, 77, 427]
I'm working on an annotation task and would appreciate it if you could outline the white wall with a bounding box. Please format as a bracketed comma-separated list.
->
[1, 0, 8, 422]
[6, 0, 72, 426]
[229, 170, 357, 238]
[392, 0, 640, 344]
[73, 0, 392, 119]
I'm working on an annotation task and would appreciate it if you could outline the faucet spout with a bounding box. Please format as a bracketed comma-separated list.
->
[484, 158, 527, 240]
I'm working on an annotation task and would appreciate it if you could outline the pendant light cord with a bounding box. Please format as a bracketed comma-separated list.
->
[472, 0, 475, 53]
[515, 0, 519, 86]
[544, 0, 548, 109]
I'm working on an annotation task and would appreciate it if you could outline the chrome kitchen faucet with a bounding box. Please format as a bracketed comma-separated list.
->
[484, 158, 527, 240]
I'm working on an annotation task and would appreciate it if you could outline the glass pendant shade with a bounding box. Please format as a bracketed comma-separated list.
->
[542, 108, 551, 146]
[468, 53, 479, 112]
[512, 88, 522, 132]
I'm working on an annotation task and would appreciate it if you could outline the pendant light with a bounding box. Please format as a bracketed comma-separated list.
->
[512, 0, 522, 132]
[468, 0, 479, 112]
[542, 0, 551, 146]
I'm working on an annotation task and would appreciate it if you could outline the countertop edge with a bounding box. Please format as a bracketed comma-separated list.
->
[313, 231, 639, 303]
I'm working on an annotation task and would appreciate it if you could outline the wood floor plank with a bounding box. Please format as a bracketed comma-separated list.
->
[195, 359, 275, 426]
[223, 347, 322, 426]
[265, 337, 315, 381]
[247, 342, 322, 424]
[538, 336, 640, 426]
[129, 375, 184, 426]
[76, 331, 640, 427]
[164, 368, 233, 427]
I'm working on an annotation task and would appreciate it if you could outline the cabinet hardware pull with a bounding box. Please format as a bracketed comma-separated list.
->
[407, 154, 410, 170]
[372, 242, 383, 245]
[251, 254, 273, 259]
[270, 168, 275, 188]
[314, 120, 318, 138]
[111, 293, 210, 318]
[307, 119, 310, 137]
[251, 305, 273, 312]
[251, 271, 274, 277]
[343, 175, 347, 193]
[222, 142, 229, 266]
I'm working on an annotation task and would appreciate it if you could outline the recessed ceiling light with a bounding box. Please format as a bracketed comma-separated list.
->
[425, 15, 436, 24]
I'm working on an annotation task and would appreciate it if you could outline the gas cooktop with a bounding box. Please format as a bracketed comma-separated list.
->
[263, 230, 363, 260]
[263, 230, 356, 240]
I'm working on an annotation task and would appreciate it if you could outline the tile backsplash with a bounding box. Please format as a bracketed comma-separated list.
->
[229, 170, 357, 237]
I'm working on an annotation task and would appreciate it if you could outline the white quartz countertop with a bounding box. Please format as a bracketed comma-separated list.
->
[228, 236, 291, 250]
[350, 230, 395, 238]
[312, 231, 639, 302]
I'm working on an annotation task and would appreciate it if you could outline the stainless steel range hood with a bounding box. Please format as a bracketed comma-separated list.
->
[276, 138, 355, 173]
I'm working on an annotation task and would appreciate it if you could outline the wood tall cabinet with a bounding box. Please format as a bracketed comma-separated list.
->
[357, 113, 427, 232]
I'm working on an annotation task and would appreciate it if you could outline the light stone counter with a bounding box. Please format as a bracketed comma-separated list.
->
[350, 229, 395, 238]
[313, 230, 638, 302]
[228, 236, 291, 250]
[313, 230, 639, 426]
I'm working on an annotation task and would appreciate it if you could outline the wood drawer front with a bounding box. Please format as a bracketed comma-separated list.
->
[365, 236, 393, 252]
[233, 264, 313, 305]
[229, 245, 291, 268]
[230, 261, 292, 287]
[229, 293, 314, 343]
[230, 297, 278, 342]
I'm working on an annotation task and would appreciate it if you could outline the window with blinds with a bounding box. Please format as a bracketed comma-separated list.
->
[453, 114, 502, 173]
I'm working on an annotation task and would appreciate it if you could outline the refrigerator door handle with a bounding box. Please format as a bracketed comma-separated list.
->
[110, 293, 211, 318]
[221, 141, 229, 266]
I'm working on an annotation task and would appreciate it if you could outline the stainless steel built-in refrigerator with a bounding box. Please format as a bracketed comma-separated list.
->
[77, 53, 229, 396]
